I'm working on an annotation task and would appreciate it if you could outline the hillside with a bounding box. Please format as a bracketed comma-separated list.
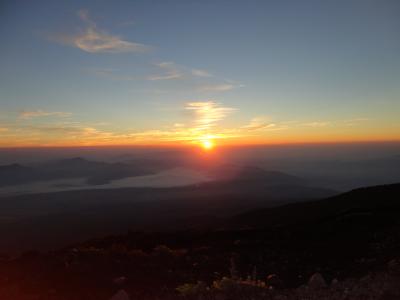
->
[0, 183, 399, 299]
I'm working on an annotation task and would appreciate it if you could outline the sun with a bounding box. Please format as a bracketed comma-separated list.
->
[201, 139, 214, 150]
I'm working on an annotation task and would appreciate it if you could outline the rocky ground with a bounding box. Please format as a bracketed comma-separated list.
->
[107, 259, 400, 300]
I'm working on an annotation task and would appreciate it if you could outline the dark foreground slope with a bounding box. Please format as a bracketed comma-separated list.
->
[228, 183, 400, 229]
[0, 184, 399, 299]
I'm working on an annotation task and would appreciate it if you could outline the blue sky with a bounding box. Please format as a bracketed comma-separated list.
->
[0, 0, 399, 146]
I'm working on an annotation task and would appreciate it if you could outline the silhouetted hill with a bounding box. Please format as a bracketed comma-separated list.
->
[0, 183, 399, 299]
[0, 157, 157, 187]
[0, 163, 35, 186]
[207, 164, 304, 185]
[42, 157, 152, 185]
[228, 183, 400, 229]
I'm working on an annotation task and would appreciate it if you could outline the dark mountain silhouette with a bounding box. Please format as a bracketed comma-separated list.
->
[0, 168, 335, 253]
[0, 157, 157, 187]
[208, 164, 304, 185]
[0, 183, 399, 299]
[0, 163, 35, 186]
[228, 183, 400, 229]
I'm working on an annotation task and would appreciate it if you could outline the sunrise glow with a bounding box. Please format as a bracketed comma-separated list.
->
[201, 139, 214, 151]
[0, 2, 399, 149]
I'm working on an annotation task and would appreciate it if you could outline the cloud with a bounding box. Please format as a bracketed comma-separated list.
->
[342, 118, 369, 126]
[55, 10, 150, 53]
[237, 117, 290, 135]
[198, 84, 236, 92]
[303, 121, 330, 127]
[11, 123, 116, 146]
[87, 60, 240, 96]
[88, 68, 137, 80]
[148, 62, 214, 81]
[146, 62, 241, 94]
[19, 110, 71, 119]
[147, 62, 184, 81]
[299, 118, 369, 128]
[242, 117, 277, 131]
[185, 101, 237, 132]
[0, 127, 8, 133]
[73, 28, 149, 53]
[118, 101, 238, 144]
[191, 69, 212, 77]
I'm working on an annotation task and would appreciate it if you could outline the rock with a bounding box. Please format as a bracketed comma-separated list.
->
[113, 276, 127, 285]
[387, 259, 400, 275]
[330, 278, 339, 287]
[266, 274, 283, 289]
[359, 274, 372, 284]
[308, 272, 327, 289]
[110, 289, 130, 300]
[214, 293, 226, 300]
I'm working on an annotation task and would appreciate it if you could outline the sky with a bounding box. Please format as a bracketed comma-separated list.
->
[0, 0, 399, 147]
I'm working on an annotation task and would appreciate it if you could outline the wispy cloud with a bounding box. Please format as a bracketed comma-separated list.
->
[242, 117, 277, 131]
[303, 121, 330, 127]
[7, 123, 116, 146]
[88, 60, 242, 95]
[148, 62, 215, 81]
[106, 101, 239, 144]
[342, 118, 370, 126]
[298, 118, 370, 128]
[0, 127, 8, 133]
[191, 69, 212, 77]
[185, 101, 237, 132]
[19, 110, 71, 119]
[147, 62, 184, 80]
[88, 68, 138, 80]
[54, 10, 151, 53]
[197, 83, 237, 92]
[146, 62, 242, 94]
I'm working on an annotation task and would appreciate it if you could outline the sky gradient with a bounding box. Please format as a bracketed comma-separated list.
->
[1, 0, 399, 147]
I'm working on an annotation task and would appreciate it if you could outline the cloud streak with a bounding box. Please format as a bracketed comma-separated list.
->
[88, 68, 138, 81]
[197, 83, 236, 92]
[303, 121, 330, 127]
[146, 62, 242, 94]
[191, 69, 212, 77]
[56, 10, 150, 53]
[19, 110, 71, 119]
[242, 117, 277, 131]
[185, 101, 236, 133]
[147, 62, 184, 80]
[148, 62, 216, 81]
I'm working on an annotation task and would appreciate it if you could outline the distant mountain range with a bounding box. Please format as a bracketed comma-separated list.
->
[0, 163, 336, 253]
[0, 157, 160, 187]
